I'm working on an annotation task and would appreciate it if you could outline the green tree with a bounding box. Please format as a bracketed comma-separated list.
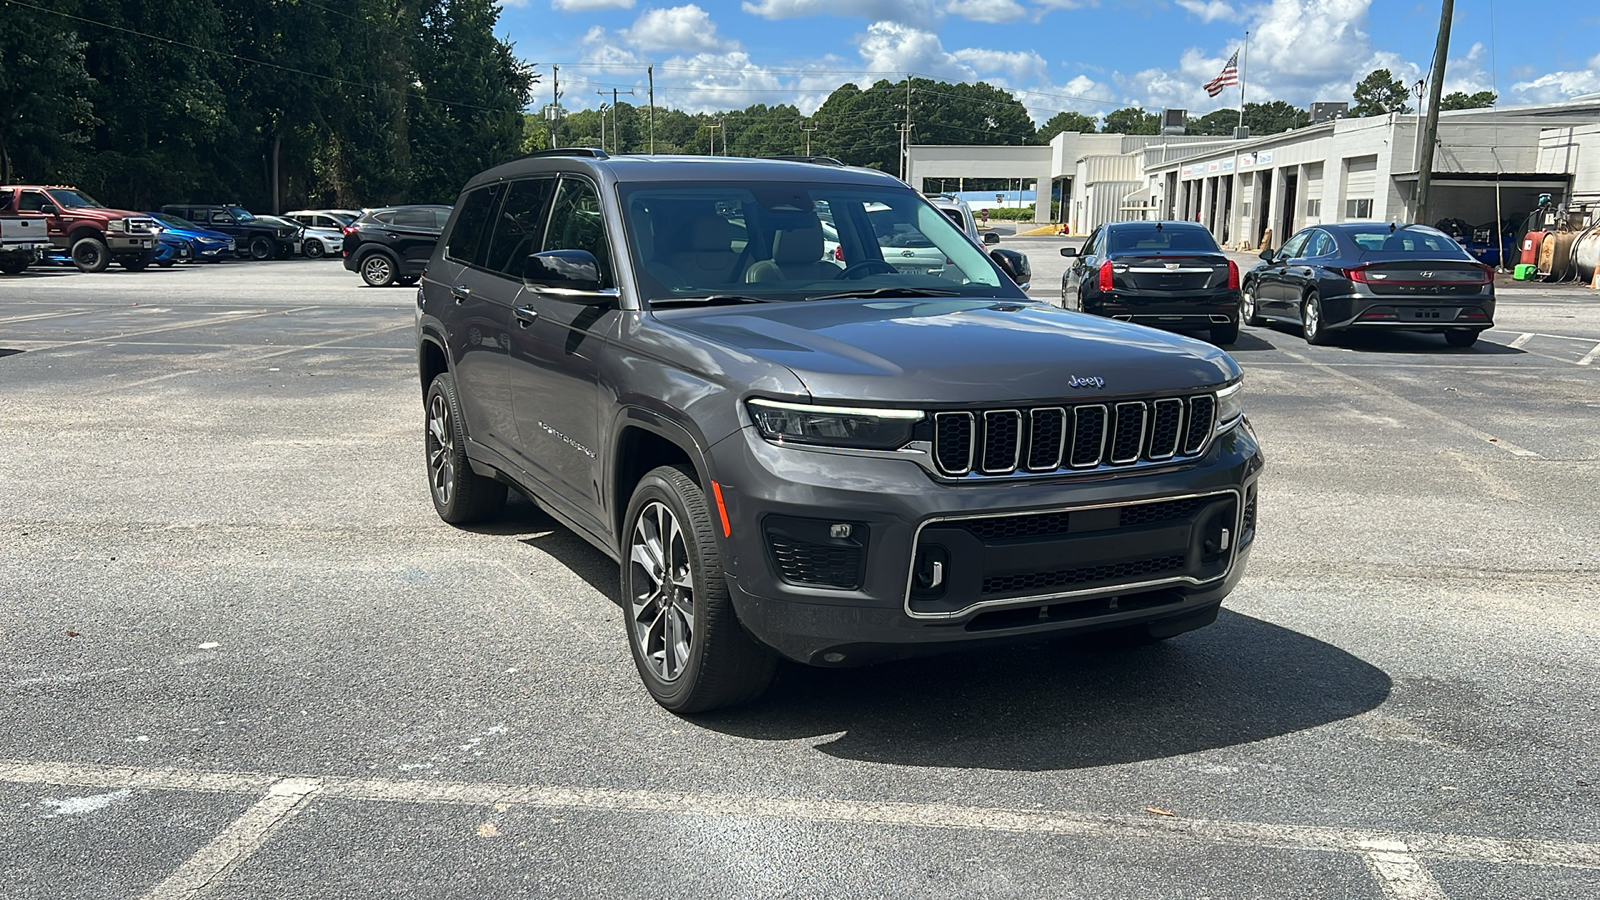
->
[1440, 90, 1496, 110]
[1036, 110, 1098, 142]
[1101, 107, 1159, 135]
[0, 2, 97, 183]
[1352, 68, 1412, 117]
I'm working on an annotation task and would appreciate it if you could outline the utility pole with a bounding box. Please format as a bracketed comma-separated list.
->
[902, 75, 913, 182]
[705, 122, 721, 156]
[1411, 78, 1426, 182]
[595, 99, 609, 151]
[612, 88, 634, 153]
[647, 66, 655, 154]
[1415, 0, 1453, 225]
[549, 64, 561, 149]
[801, 120, 816, 155]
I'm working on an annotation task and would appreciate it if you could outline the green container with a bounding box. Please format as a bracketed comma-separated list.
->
[1513, 263, 1536, 281]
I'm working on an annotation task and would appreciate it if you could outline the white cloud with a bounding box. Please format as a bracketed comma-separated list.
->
[577, 25, 645, 70]
[550, 0, 633, 10]
[1510, 65, 1600, 104]
[622, 5, 734, 53]
[497, 0, 530, 8]
[854, 22, 974, 81]
[653, 51, 786, 113]
[1175, 0, 1239, 23]
[946, 0, 1028, 24]
[741, 0, 943, 29]
[952, 49, 1049, 84]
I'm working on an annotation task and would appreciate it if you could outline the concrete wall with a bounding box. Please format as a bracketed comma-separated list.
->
[906, 144, 1054, 224]
[1540, 124, 1600, 201]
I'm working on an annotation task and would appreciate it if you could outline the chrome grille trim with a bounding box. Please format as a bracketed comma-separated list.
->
[927, 393, 1222, 480]
[1147, 398, 1184, 461]
[1026, 407, 1067, 471]
[980, 410, 1023, 474]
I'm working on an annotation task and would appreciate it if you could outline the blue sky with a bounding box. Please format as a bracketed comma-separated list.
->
[495, 0, 1600, 123]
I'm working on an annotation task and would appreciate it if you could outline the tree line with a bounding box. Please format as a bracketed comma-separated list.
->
[2, 1, 1496, 212]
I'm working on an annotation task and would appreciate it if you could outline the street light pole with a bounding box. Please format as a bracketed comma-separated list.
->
[801, 121, 816, 155]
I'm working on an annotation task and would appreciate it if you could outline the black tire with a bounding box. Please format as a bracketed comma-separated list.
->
[396, 274, 419, 287]
[359, 252, 397, 287]
[1445, 329, 1481, 348]
[1209, 321, 1239, 345]
[1240, 285, 1266, 326]
[0, 258, 29, 275]
[120, 253, 152, 272]
[304, 240, 325, 259]
[274, 243, 294, 260]
[70, 236, 111, 273]
[156, 258, 176, 268]
[1301, 291, 1331, 346]
[424, 373, 506, 524]
[248, 235, 274, 261]
[622, 465, 777, 713]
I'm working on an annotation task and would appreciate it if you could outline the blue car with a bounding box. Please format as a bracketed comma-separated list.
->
[153, 233, 193, 267]
[145, 212, 238, 261]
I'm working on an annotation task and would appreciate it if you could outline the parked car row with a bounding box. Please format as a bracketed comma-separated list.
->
[0, 183, 374, 276]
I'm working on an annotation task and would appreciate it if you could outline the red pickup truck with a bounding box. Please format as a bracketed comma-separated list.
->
[0, 185, 161, 272]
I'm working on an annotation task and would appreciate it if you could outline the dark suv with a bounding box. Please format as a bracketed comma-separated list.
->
[341, 204, 451, 286]
[415, 150, 1262, 712]
[160, 203, 299, 260]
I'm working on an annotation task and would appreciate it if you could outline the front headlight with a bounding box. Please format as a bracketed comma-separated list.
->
[747, 398, 923, 450]
[107, 220, 126, 232]
[1215, 380, 1244, 432]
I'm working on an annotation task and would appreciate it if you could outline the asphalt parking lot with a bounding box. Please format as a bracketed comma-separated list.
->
[3, 253, 1598, 899]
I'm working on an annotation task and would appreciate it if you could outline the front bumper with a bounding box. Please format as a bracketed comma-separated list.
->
[709, 420, 1262, 665]
[106, 233, 157, 253]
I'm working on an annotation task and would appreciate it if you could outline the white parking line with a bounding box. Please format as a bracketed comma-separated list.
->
[3, 758, 1598, 883]
[1507, 333, 1535, 350]
[1579, 343, 1600, 367]
[139, 777, 322, 900]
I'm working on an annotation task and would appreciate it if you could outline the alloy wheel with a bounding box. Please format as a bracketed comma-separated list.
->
[628, 500, 695, 682]
[1302, 296, 1321, 340]
[1241, 289, 1256, 322]
[426, 391, 455, 507]
[361, 256, 392, 286]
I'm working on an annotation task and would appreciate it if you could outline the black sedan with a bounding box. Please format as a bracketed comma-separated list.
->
[1060, 221, 1241, 345]
[1242, 222, 1495, 347]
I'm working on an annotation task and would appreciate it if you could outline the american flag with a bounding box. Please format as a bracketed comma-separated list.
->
[1204, 50, 1240, 97]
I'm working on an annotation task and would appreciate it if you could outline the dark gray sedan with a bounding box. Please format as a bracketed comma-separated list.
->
[1242, 222, 1495, 347]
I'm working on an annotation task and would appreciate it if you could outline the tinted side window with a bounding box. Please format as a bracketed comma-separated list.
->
[484, 178, 555, 278]
[433, 208, 453, 229]
[445, 187, 503, 268]
[543, 177, 614, 288]
[372, 211, 398, 226]
[1308, 231, 1336, 257]
[1280, 231, 1311, 259]
[393, 208, 435, 228]
[19, 191, 50, 212]
[1080, 228, 1101, 257]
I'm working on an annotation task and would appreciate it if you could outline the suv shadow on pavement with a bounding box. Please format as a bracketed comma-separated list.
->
[693, 611, 1391, 771]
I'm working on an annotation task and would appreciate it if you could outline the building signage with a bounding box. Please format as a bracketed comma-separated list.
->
[1221, 159, 1235, 172]
[1239, 153, 1256, 168]
[1258, 150, 1274, 165]
[1206, 160, 1222, 174]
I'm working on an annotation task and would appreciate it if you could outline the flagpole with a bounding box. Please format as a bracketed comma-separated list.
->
[1238, 30, 1249, 131]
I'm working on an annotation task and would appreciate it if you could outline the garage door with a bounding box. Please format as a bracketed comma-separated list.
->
[1343, 156, 1378, 219]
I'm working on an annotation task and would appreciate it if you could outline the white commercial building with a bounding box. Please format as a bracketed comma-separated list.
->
[906, 99, 1600, 243]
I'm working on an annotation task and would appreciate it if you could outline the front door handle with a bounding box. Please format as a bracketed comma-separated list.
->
[514, 306, 537, 327]
[452, 285, 471, 304]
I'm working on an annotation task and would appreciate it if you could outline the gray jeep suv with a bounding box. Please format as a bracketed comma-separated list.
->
[415, 149, 1262, 712]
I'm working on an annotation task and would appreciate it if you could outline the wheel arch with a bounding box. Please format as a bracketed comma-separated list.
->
[418, 330, 450, 399]
[610, 412, 712, 544]
[66, 225, 104, 245]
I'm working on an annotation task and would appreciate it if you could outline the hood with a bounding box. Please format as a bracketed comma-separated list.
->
[654, 298, 1239, 405]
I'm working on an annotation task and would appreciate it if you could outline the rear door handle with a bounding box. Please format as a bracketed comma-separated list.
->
[514, 306, 537, 326]
[452, 285, 471, 304]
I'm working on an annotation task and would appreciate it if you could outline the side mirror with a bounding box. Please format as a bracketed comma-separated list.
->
[982, 232, 1000, 245]
[1059, 246, 1078, 257]
[1258, 248, 1275, 263]
[990, 248, 1030, 284]
[524, 249, 616, 303]
[39, 203, 57, 216]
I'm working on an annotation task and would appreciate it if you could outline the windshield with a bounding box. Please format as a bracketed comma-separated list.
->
[152, 213, 200, 230]
[618, 181, 1012, 305]
[1346, 226, 1469, 256]
[225, 206, 257, 222]
[46, 189, 104, 209]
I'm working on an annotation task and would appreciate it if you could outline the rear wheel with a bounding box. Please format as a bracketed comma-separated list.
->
[71, 236, 111, 273]
[622, 466, 777, 713]
[304, 240, 325, 259]
[1301, 291, 1331, 345]
[120, 253, 152, 272]
[156, 258, 176, 268]
[248, 235, 274, 261]
[1209, 321, 1239, 345]
[0, 258, 31, 275]
[359, 252, 396, 287]
[424, 373, 506, 524]
[1240, 285, 1266, 326]
[396, 274, 419, 287]
[1444, 329, 1481, 348]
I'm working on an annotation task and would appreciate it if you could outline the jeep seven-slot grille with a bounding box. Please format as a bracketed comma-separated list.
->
[933, 395, 1217, 477]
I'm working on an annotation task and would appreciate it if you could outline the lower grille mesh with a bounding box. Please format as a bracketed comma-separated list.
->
[769, 535, 862, 589]
[982, 554, 1188, 596]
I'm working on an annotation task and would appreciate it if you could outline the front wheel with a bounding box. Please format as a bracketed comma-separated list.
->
[0, 257, 31, 275]
[1301, 291, 1331, 346]
[1444, 329, 1481, 348]
[304, 240, 325, 259]
[121, 253, 153, 272]
[622, 466, 776, 713]
[1209, 321, 1239, 345]
[248, 235, 274, 261]
[71, 236, 111, 273]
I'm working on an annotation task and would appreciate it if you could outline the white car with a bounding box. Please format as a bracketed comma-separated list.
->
[283, 210, 353, 259]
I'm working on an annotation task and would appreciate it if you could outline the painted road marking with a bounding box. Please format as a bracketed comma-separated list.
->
[139, 777, 322, 900]
[1580, 343, 1600, 367]
[3, 758, 1597, 883]
[1276, 348, 1543, 458]
[1507, 332, 1535, 350]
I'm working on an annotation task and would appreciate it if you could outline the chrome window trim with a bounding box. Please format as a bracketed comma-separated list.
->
[902, 488, 1243, 620]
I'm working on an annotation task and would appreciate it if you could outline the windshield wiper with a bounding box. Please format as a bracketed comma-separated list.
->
[649, 294, 771, 308]
[806, 286, 963, 301]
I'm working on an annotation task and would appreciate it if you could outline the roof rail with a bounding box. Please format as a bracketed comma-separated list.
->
[767, 155, 846, 167]
[519, 147, 610, 160]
